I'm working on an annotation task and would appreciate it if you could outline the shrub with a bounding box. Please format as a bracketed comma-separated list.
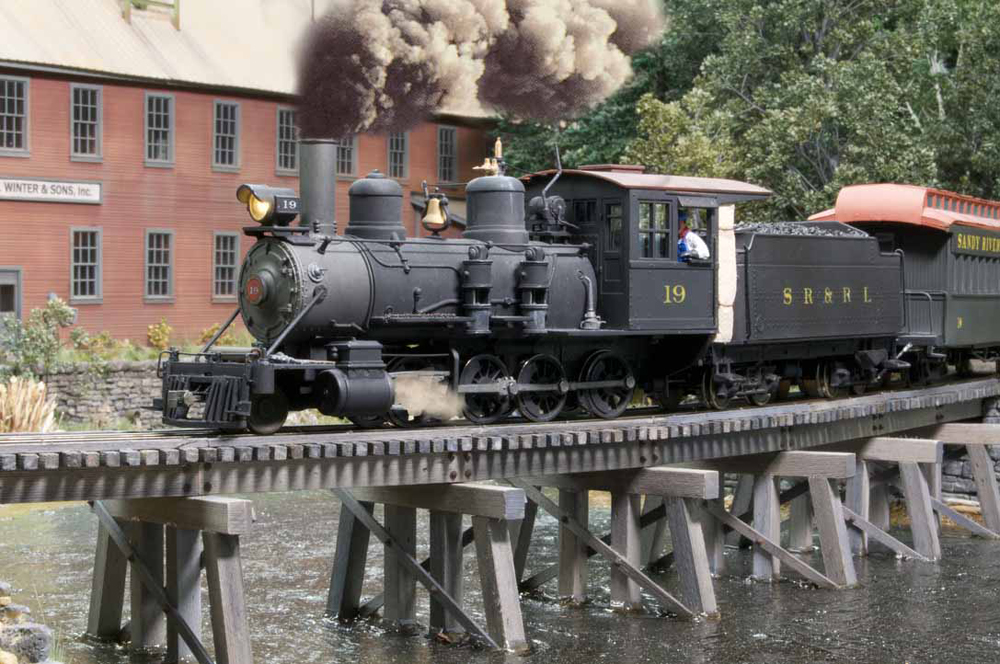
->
[199, 322, 239, 348]
[147, 318, 173, 351]
[0, 298, 76, 377]
[0, 376, 56, 433]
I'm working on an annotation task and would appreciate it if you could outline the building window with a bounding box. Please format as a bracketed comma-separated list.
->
[145, 230, 173, 299]
[336, 136, 357, 175]
[388, 132, 408, 179]
[0, 76, 28, 155]
[71, 84, 102, 160]
[213, 232, 239, 299]
[213, 101, 240, 170]
[437, 126, 457, 182]
[276, 107, 298, 174]
[145, 93, 174, 166]
[0, 270, 20, 319]
[71, 229, 102, 301]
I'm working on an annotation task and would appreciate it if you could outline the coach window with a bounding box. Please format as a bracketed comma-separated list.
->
[0, 269, 21, 319]
[145, 230, 174, 301]
[572, 199, 597, 225]
[70, 84, 102, 161]
[0, 76, 29, 157]
[144, 92, 174, 167]
[70, 228, 102, 303]
[213, 232, 239, 300]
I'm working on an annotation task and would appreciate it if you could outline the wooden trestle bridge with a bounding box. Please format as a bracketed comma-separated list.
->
[4, 377, 1000, 663]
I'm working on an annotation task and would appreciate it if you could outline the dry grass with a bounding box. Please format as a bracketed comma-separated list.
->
[0, 376, 57, 433]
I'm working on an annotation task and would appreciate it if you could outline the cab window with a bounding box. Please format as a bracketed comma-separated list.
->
[638, 201, 670, 259]
[606, 202, 623, 250]
[678, 206, 714, 263]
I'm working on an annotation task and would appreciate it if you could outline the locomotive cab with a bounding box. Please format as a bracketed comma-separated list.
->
[523, 166, 771, 332]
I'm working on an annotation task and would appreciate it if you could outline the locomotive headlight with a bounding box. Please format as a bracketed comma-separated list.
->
[236, 184, 300, 225]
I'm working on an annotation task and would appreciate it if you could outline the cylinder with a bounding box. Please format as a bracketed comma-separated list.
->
[299, 138, 337, 234]
[346, 170, 407, 240]
[463, 175, 529, 245]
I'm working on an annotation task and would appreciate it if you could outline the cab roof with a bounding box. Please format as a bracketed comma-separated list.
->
[809, 183, 1000, 233]
[522, 165, 772, 203]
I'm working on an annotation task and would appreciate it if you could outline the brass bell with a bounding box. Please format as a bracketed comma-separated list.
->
[422, 197, 447, 231]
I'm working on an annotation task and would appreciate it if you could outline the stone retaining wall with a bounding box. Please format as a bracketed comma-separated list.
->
[41, 361, 161, 429]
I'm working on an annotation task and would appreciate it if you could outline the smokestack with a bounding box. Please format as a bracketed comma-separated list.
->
[299, 138, 337, 235]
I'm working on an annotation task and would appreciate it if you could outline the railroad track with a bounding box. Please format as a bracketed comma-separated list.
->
[1, 376, 997, 504]
[0, 373, 987, 448]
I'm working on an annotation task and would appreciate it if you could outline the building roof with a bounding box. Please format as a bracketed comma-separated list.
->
[523, 166, 773, 201]
[0, 0, 487, 118]
[808, 183, 1000, 233]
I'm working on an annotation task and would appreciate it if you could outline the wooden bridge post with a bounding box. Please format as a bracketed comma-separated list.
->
[429, 511, 466, 636]
[166, 526, 202, 663]
[899, 461, 942, 560]
[511, 500, 538, 583]
[333, 484, 528, 651]
[726, 474, 754, 547]
[558, 489, 589, 603]
[787, 494, 815, 552]
[845, 459, 871, 555]
[384, 505, 419, 629]
[87, 519, 128, 640]
[639, 495, 667, 566]
[327, 501, 374, 621]
[88, 496, 256, 664]
[752, 473, 780, 581]
[703, 496, 726, 576]
[665, 497, 718, 616]
[130, 521, 166, 649]
[610, 492, 642, 611]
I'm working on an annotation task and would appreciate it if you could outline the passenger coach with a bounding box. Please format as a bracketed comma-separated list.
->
[811, 184, 1000, 382]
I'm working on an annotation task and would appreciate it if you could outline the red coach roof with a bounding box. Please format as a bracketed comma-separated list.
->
[809, 183, 1000, 232]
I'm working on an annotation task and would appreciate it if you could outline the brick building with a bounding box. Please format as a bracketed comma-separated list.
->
[0, 0, 492, 340]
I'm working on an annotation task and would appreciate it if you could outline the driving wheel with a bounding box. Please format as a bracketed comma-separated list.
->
[578, 351, 635, 419]
[515, 354, 568, 422]
[460, 354, 514, 424]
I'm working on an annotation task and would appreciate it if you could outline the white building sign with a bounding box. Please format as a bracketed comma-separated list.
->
[0, 177, 102, 204]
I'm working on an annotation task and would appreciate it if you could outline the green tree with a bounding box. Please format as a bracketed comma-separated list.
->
[629, 0, 938, 220]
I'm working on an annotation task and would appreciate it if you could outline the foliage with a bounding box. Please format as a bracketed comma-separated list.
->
[147, 318, 173, 351]
[0, 376, 56, 433]
[199, 322, 240, 348]
[500, 0, 1000, 221]
[0, 298, 76, 377]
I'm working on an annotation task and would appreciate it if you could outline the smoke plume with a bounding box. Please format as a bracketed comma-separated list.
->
[296, 0, 665, 138]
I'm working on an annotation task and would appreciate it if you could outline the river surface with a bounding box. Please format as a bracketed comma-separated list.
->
[2, 491, 1000, 664]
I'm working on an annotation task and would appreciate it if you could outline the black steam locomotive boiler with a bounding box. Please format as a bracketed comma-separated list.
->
[155, 139, 770, 433]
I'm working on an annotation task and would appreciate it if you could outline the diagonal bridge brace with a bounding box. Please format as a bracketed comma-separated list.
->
[331, 489, 500, 649]
[505, 480, 695, 618]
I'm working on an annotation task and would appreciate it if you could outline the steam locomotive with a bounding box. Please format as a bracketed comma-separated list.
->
[155, 140, 1000, 433]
